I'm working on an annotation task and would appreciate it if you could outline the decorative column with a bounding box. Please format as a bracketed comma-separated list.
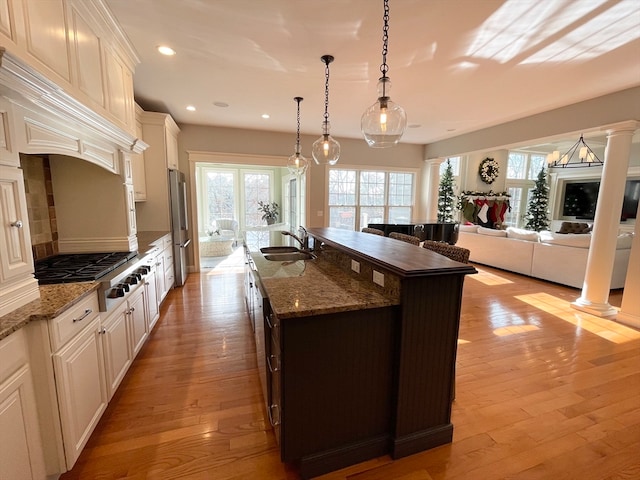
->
[616, 200, 640, 328]
[424, 158, 445, 221]
[572, 121, 638, 317]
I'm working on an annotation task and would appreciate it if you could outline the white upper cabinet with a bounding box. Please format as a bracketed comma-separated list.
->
[0, 166, 39, 317]
[0, 0, 139, 136]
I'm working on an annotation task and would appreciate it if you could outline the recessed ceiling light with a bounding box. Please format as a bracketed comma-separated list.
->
[213, 101, 229, 108]
[186, 105, 196, 111]
[408, 124, 422, 129]
[157, 45, 176, 56]
[261, 114, 270, 119]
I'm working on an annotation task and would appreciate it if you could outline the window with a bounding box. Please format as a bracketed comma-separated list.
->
[202, 169, 236, 230]
[328, 168, 415, 230]
[439, 156, 460, 176]
[504, 152, 547, 227]
[196, 165, 275, 248]
[243, 172, 272, 227]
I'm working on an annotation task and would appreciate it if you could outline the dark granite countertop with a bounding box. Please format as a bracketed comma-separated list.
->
[0, 231, 171, 342]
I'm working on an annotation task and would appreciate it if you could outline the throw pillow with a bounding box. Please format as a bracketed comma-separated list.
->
[557, 222, 591, 234]
[460, 224, 479, 233]
[539, 231, 591, 248]
[477, 226, 508, 237]
[506, 227, 539, 242]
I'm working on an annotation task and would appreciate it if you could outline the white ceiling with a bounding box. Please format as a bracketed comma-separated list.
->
[104, 0, 640, 146]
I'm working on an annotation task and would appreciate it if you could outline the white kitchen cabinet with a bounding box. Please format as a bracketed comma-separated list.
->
[164, 246, 175, 288]
[125, 183, 137, 237]
[136, 112, 180, 232]
[128, 284, 148, 357]
[0, 0, 138, 135]
[0, 166, 39, 317]
[154, 247, 167, 304]
[100, 302, 132, 401]
[0, 97, 20, 167]
[0, 328, 46, 480]
[132, 107, 147, 202]
[52, 315, 107, 469]
[145, 259, 160, 330]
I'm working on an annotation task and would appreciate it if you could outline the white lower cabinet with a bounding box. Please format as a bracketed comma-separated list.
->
[128, 284, 148, 356]
[52, 315, 108, 469]
[0, 329, 46, 480]
[101, 304, 132, 400]
[145, 261, 160, 330]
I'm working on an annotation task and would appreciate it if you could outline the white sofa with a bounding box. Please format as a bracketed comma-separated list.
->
[456, 226, 632, 289]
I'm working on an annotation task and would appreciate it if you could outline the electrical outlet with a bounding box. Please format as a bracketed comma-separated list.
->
[317, 210, 324, 217]
[373, 270, 384, 287]
[351, 260, 360, 273]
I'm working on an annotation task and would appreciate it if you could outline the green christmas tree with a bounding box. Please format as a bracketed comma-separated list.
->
[524, 167, 550, 231]
[438, 160, 456, 222]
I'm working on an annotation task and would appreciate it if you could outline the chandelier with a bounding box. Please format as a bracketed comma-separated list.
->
[361, 0, 407, 148]
[286, 97, 308, 175]
[547, 135, 603, 168]
[312, 55, 340, 165]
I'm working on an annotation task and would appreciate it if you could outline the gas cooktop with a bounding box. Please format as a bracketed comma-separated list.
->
[34, 252, 137, 284]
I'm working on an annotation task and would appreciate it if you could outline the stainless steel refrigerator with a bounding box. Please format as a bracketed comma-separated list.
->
[168, 169, 191, 286]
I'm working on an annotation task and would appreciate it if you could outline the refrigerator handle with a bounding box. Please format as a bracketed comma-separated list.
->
[180, 239, 191, 248]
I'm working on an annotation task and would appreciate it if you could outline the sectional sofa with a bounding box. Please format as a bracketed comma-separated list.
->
[456, 225, 633, 289]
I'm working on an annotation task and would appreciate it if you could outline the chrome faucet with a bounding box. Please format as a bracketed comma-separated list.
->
[281, 226, 310, 251]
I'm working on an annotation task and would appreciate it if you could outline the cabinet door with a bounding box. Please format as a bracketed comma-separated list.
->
[163, 245, 174, 293]
[132, 115, 147, 201]
[0, 168, 34, 283]
[145, 263, 159, 330]
[0, 366, 46, 480]
[266, 312, 281, 445]
[128, 286, 147, 357]
[165, 126, 178, 169]
[124, 183, 137, 236]
[53, 316, 107, 469]
[155, 252, 166, 303]
[101, 306, 131, 400]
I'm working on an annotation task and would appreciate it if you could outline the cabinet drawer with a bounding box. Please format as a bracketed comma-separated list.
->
[49, 294, 100, 351]
[0, 329, 28, 384]
[163, 247, 173, 268]
[163, 235, 172, 249]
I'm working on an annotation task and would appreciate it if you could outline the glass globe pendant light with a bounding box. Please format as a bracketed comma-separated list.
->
[361, 0, 407, 148]
[287, 97, 309, 175]
[312, 55, 340, 165]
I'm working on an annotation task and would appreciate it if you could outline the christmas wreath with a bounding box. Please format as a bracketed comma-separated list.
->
[479, 157, 499, 184]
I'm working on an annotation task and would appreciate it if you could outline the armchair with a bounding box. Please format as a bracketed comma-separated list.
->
[213, 219, 239, 246]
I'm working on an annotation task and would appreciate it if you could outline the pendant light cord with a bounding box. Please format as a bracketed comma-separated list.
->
[294, 97, 302, 148]
[322, 57, 331, 124]
[380, 0, 389, 78]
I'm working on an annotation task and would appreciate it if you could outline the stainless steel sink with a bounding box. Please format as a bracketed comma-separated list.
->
[263, 251, 315, 261]
[260, 246, 300, 254]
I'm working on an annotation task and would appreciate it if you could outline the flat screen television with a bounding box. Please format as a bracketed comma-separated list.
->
[562, 179, 640, 221]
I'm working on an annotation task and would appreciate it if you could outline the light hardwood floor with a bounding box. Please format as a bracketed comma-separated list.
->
[60, 256, 640, 480]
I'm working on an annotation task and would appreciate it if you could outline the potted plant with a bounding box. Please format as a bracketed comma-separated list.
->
[258, 201, 279, 225]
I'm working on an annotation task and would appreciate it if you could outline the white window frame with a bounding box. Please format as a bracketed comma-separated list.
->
[504, 151, 547, 228]
[326, 166, 417, 230]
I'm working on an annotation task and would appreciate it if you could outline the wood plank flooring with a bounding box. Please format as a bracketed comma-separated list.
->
[60, 253, 640, 480]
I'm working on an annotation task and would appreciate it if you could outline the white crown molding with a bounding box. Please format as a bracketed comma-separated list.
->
[0, 48, 139, 154]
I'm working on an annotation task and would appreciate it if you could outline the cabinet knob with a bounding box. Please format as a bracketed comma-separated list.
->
[10, 220, 23, 228]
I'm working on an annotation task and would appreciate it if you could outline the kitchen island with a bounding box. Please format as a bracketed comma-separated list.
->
[246, 228, 477, 478]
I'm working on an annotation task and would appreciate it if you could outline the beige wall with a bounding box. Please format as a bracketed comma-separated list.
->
[178, 125, 426, 228]
[425, 86, 640, 158]
[176, 87, 640, 233]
